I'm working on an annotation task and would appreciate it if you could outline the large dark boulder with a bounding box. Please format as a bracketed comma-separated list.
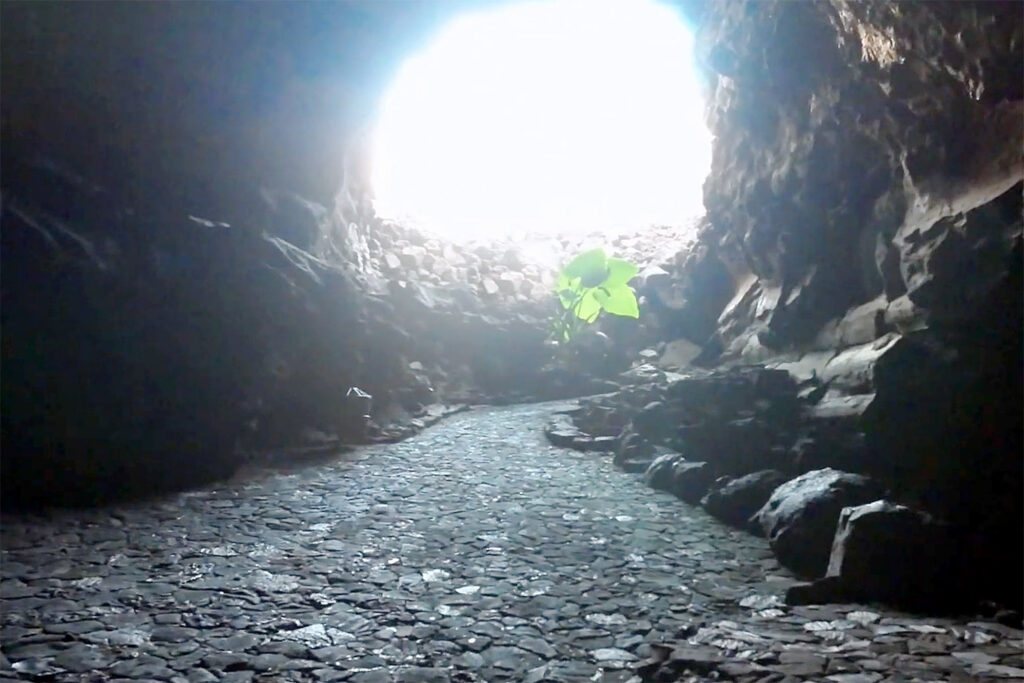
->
[614, 426, 658, 474]
[824, 500, 970, 611]
[701, 470, 789, 531]
[641, 241, 733, 346]
[752, 468, 883, 578]
[644, 452, 684, 492]
[633, 401, 677, 443]
[670, 460, 716, 505]
[652, 367, 802, 476]
[675, 419, 792, 476]
[641, 452, 715, 505]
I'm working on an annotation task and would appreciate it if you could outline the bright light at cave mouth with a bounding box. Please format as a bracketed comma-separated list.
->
[370, 0, 711, 242]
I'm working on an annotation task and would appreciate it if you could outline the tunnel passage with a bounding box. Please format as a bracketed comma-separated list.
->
[1, 0, 1021, 669]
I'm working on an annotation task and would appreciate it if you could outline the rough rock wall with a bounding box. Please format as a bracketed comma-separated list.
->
[677, 0, 1023, 604]
[0, 122, 644, 511]
[694, 0, 1022, 359]
[0, 1, 574, 509]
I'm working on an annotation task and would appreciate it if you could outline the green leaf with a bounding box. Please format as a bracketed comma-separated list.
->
[562, 247, 608, 286]
[551, 248, 639, 340]
[599, 284, 640, 318]
[556, 271, 577, 292]
[604, 257, 639, 287]
[558, 288, 578, 309]
[574, 289, 602, 322]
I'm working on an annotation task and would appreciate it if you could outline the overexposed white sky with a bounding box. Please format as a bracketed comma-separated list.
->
[370, 0, 711, 241]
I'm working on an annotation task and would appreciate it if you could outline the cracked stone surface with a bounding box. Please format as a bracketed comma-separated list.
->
[2, 403, 1021, 682]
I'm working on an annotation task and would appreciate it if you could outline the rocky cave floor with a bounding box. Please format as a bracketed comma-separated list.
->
[2, 403, 1022, 683]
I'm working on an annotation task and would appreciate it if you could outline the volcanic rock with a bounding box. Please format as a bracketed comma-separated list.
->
[825, 500, 968, 611]
[701, 470, 789, 531]
[753, 468, 883, 578]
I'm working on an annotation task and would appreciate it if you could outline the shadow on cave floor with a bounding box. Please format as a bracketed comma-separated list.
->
[0, 440, 368, 514]
[2, 401, 1020, 682]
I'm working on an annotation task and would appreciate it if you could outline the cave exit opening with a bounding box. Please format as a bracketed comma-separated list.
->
[369, 0, 711, 243]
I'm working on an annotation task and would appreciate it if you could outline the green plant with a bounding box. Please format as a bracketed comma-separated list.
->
[550, 247, 639, 343]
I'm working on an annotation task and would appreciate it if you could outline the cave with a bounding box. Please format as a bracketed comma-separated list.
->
[1, 1, 1021, 680]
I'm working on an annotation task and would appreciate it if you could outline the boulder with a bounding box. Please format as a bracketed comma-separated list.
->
[382, 250, 401, 270]
[752, 468, 883, 578]
[540, 413, 581, 450]
[824, 500, 969, 611]
[670, 460, 715, 504]
[784, 576, 848, 606]
[571, 402, 630, 438]
[632, 401, 680, 443]
[819, 333, 902, 394]
[614, 428, 657, 473]
[883, 294, 929, 334]
[659, 338, 702, 369]
[644, 452, 684, 492]
[398, 245, 426, 269]
[894, 181, 1022, 324]
[643, 270, 686, 311]
[675, 419, 791, 476]
[793, 394, 872, 473]
[833, 295, 887, 348]
[636, 264, 670, 292]
[619, 363, 684, 386]
[665, 366, 796, 410]
[586, 436, 618, 452]
[546, 407, 621, 452]
[497, 270, 524, 295]
[442, 245, 465, 266]
[701, 470, 789, 531]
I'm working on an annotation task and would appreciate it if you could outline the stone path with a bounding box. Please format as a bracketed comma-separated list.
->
[2, 403, 1021, 682]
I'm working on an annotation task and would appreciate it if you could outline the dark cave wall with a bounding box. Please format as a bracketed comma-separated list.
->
[0, 150, 558, 508]
[683, 0, 1023, 603]
[694, 0, 1022, 357]
[0, 0, 556, 509]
